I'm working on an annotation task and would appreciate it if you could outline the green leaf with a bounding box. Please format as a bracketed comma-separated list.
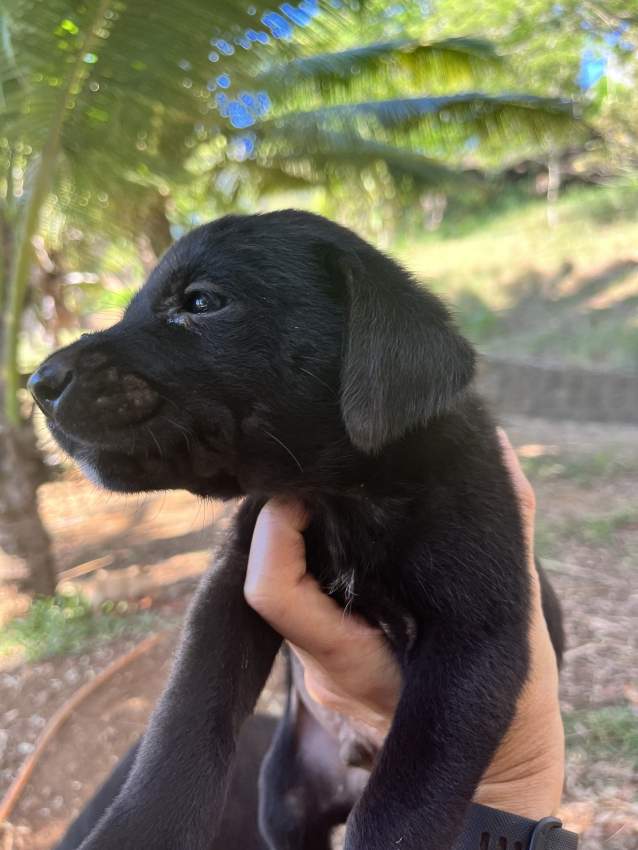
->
[264, 92, 576, 151]
[257, 129, 479, 189]
[250, 36, 501, 100]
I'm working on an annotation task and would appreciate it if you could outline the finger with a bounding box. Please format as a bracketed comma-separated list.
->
[496, 431, 547, 631]
[244, 500, 375, 660]
[496, 427, 536, 533]
[247, 498, 309, 578]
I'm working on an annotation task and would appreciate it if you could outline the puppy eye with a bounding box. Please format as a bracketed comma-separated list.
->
[183, 290, 226, 315]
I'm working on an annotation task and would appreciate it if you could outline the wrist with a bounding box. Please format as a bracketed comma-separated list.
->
[473, 730, 564, 820]
[454, 803, 578, 850]
[473, 771, 563, 821]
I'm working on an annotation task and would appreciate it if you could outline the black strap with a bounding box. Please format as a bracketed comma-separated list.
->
[452, 804, 579, 850]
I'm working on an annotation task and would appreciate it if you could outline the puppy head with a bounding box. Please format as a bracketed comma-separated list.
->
[30, 211, 474, 496]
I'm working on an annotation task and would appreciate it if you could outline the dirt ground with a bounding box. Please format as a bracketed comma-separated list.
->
[0, 416, 636, 850]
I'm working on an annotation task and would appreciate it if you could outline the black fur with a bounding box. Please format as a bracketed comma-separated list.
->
[32, 210, 564, 850]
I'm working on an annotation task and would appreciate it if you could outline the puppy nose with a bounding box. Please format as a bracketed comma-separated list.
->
[28, 359, 74, 417]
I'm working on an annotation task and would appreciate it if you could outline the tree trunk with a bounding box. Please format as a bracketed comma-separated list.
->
[144, 195, 173, 259]
[1, 207, 57, 597]
[136, 195, 174, 274]
[0, 412, 57, 595]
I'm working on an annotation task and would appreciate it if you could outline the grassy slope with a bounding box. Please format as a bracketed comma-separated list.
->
[395, 182, 638, 370]
[504, 418, 637, 848]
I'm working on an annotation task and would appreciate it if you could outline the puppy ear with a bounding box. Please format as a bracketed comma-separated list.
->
[329, 245, 475, 454]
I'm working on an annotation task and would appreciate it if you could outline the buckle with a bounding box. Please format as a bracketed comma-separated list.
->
[528, 817, 562, 850]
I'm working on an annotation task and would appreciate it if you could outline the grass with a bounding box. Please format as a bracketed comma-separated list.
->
[520, 450, 638, 485]
[521, 444, 638, 555]
[576, 510, 638, 546]
[0, 592, 158, 663]
[564, 705, 638, 770]
[394, 181, 638, 369]
[535, 507, 638, 556]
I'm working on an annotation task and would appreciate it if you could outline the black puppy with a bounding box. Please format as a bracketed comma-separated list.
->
[31, 211, 564, 850]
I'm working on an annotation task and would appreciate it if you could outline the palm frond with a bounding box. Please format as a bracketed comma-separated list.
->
[2, 0, 584, 239]
[0, 8, 20, 105]
[256, 128, 479, 188]
[263, 92, 577, 152]
[1, 0, 283, 223]
[247, 36, 501, 101]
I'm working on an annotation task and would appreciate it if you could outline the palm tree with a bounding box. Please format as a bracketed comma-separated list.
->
[0, 0, 575, 594]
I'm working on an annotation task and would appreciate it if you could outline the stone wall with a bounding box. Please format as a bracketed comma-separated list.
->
[477, 357, 638, 424]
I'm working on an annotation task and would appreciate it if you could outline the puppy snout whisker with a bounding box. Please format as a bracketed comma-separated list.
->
[146, 426, 164, 459]
[263, 429, 304, 472]
[155, 390, 185, 416]
[161, 415, 193, 454]
[297, 366, 337, 398]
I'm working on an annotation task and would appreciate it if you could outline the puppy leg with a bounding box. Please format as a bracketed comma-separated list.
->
[78, 498, 281, 850]
[210, 713, 278, 850]
[344, 627, 527, 850]
[58, 715, 278, 850]
[259, 686, 361, 850]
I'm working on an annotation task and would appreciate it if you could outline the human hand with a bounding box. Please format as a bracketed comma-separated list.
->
[244, 429, 564, 819]
[472, 429, 564, 818]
